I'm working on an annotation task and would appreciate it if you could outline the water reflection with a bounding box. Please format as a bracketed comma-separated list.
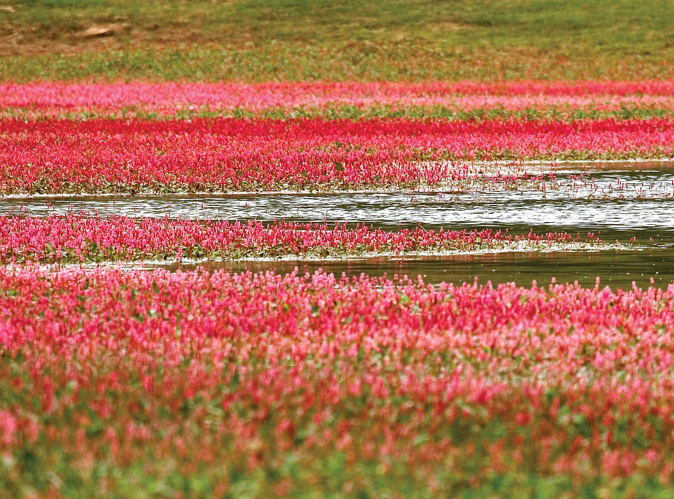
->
[7, 162, 674, 288]
[4, 164, 674, 233]
[133, 248, 674, 291]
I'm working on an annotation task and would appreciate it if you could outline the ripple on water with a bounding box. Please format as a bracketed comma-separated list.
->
[4, 162, 674, 287]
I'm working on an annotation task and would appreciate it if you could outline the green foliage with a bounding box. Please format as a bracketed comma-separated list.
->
[0, 0, 674, 81]
[4, 0, 674, 51]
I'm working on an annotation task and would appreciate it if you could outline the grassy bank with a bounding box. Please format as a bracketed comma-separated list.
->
[0, 0, 673, 81]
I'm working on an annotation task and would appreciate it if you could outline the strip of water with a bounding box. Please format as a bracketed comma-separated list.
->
[5, 162, 674, 287]
[5, 196, 674, 243]
[130, 248, 674, 291]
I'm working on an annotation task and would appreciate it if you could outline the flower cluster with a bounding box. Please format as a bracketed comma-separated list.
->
[0, 267, 673, 496]
[0, 213, 605, 263]
[2, 118, 674, 194]
[2, 79, 671, 498]
[3, 81, 674, 119]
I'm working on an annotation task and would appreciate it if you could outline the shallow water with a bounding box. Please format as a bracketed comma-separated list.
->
[6, 162, 674, 288]
[133, 248, 674, 291]
[6, 164, 674, 240]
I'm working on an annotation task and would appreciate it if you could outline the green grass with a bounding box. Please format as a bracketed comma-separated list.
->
[4, 0, 674, 52]
[1, 0, 673, 81]
[3, 42, 674, 82]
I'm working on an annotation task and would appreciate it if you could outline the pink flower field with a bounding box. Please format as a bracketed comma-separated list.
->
[2, 81, 674, 498]
[0, 214, 607, 263]
[2, 268, 674, 497]
[3, 81, 674, 118]
[2, 117, 674, 195]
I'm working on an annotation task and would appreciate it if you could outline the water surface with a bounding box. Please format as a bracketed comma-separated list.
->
[128, 248, 673, 291]
[7, 162, 674, 288]
[6, 164, 674, 244]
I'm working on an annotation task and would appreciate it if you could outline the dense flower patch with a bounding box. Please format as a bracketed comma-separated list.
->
[3, 81, 674, 119]
[0, 214, 609, 263]
[3, 118, 674, 194]
[2, 79, 673, 497]
[0, 267, 673, 497]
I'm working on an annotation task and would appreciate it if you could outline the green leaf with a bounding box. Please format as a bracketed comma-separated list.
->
[414, 433, 429, 446]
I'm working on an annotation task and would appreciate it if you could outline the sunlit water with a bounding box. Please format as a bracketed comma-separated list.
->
[121, 249, 671, 291]
[5, 162, 674, 289]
